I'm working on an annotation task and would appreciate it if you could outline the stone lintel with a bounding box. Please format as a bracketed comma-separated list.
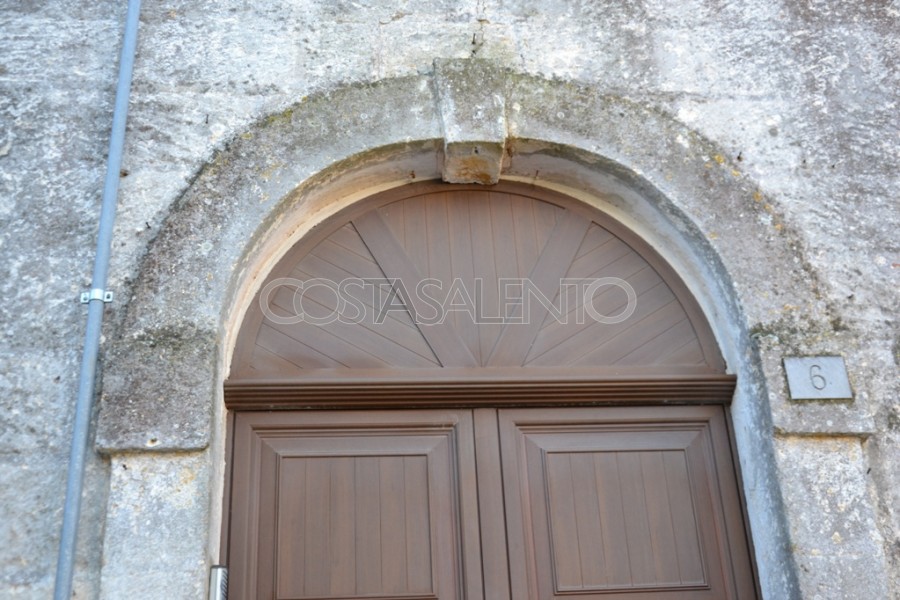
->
[433, 58, 506, 184]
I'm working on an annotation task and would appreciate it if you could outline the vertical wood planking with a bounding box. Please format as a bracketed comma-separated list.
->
[684, 429, 732, 595]
[276, 458, 307, 596]
[640, 451, 682, 584]
[532, 198, 560, 254]
[329, 458, 357, 596]
[428, 427, 461, 600]
[545, 453, 584, 589]
[497, 411, 535, 600]
[448, 192, 482, 363]
[397, 198, 428, 276]
[468, 195, 502, 363]
[232, 181, 732, 379]
[487, 210, 591, 366]
[616, 452, 656, 586]
[593, 453, 633, 586]
[355, 456, 382, 594]
[353, 210, 478, 367]
[380, 457, 408, 594]
[489, 193, 519, 276]
[303, 458, 332, 596]
[511, 196, 540, 278]
[663, 450, 706, 584]
[377, 200, 405, 246]
[568, 452, 608, 588]
[486, 194, 521, 362]
[230, 406, 754, 599]
[256, 442, 279, 599]
[525, 436, 553, 599]
[404, 456, 432, 593]
[425, 194, 453, 311]
[456, 412, 487, 600]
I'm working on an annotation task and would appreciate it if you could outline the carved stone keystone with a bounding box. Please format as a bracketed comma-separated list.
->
[433, 58, 507, 184]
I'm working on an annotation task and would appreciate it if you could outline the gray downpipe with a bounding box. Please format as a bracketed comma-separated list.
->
[53, 0, 142, 598]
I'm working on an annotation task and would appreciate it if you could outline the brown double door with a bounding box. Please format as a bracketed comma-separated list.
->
[225, 405, 757, 599]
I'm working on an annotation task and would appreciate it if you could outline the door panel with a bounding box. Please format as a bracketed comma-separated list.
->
[227, 410, 483, 600]
[498, 406, 756, 599]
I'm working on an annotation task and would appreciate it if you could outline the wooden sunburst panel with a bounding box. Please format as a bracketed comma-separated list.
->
[229, 182, 726, 385]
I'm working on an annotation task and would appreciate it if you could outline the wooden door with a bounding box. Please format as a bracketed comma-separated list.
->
[224, 406, 757, 599]
[223, 181, 756, 599]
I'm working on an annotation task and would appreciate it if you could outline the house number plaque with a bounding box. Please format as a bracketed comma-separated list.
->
[783, 356, 853, 400]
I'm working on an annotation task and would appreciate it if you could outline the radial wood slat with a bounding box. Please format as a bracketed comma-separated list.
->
[467, 193, 506, 362]
[525, 260, 658, 364]
[271, 271, 439, 367]
[354, 209, 479, 367]
[290, 256, 433, 354]
[445, 192, 483, 364]
[528, 283, 675, 367]
[486, 210, 591, 366]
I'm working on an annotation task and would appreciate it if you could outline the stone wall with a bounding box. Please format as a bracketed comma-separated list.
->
[0, 1, 896, 598]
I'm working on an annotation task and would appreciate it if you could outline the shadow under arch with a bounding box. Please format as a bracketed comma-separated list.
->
[96, 72, 804, 599]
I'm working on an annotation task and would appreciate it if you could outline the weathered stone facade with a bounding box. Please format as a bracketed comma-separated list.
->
[1, 1, 897, 598]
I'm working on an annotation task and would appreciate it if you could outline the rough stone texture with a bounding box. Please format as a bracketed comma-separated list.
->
[98, 452, 210, 600]
[96, 324, 218, 452]
[0, 1, 897, 599]
[0, 1, 123, 597]
[774, 437, 892, 599]
[434, 58, 507, 183]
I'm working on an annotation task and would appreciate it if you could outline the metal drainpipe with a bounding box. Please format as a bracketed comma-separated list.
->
[53, 0, 142, 598]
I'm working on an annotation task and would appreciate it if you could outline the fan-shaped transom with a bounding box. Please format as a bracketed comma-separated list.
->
[229, 182, 725, 387]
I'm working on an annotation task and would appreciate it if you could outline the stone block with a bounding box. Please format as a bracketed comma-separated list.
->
[99, 452, 211, 600]
[96, 324, 218, 452]
[774, 436, 891, 598]
[434, 58, 506, 184]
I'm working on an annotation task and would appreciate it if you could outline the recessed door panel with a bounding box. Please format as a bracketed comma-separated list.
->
[543, 448, 706, 591]
[275, 454, 433, 598]
[498, 406, 756, 600]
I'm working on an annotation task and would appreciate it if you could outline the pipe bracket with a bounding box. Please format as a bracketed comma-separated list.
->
[80, 289, 114, 304]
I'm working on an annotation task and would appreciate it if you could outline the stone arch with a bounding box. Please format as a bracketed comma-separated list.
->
[96, 63, 807, 598]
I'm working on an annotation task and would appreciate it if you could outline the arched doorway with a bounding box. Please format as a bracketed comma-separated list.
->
[222, 181, 758, 599]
